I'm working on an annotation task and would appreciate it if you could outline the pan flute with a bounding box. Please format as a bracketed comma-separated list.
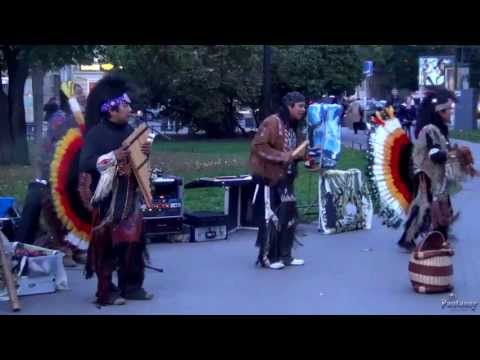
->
[122, 123, 153, 208]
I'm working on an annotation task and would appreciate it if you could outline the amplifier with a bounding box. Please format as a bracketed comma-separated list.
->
[143, 216, 183, 236]
[184, 211, 228, 242]
[187, 225, 227, 242]
[142, 173, 184, 239]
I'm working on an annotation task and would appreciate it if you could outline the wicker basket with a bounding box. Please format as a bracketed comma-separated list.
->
[408, 231, 454, 294]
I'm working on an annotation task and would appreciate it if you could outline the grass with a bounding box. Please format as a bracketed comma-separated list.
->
[151, 140, 368, 219]
[0, 139, 368, 222]
[151, 138, 251, 213]
[153, 138, 250, 155]
[450, 129, 480, 143]
[0, 165, 34, 208]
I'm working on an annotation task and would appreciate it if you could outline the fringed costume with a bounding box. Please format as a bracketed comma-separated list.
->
[249, 92, 306, 270]
[367, 92, 477, 252]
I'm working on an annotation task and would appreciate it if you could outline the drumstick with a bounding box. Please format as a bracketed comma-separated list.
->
[0, 232, 20, 312]
[252, 184, 260, 204]
[292, 140, 309, 158]
[145, 264, 164, 273]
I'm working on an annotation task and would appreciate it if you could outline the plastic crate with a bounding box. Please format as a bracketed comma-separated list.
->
[0, 197, 15, 217]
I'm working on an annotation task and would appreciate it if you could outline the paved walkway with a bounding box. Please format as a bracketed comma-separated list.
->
[2, 133, 479, 315]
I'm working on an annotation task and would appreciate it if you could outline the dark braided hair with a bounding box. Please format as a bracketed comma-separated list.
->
[415, 88, 456, 139]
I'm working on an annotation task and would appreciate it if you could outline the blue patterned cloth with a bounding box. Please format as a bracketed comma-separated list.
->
[307, 103, 342, 169]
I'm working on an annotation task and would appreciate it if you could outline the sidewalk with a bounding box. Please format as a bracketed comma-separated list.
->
[1, 136, 479, 315]
[341, 127, 369, 150]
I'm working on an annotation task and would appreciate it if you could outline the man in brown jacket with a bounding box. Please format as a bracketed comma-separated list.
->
[249, 92, 306, 270]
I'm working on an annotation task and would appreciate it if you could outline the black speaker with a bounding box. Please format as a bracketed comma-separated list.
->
[454, 88, 478, 130]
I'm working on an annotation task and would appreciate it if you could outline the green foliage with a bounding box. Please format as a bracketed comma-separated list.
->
[273, 45, 363, 98]
[106, 45, 263, 137]
[106, 45, 365, 136]
[0, 45, 99, 165]
[0, 45, 98, 72]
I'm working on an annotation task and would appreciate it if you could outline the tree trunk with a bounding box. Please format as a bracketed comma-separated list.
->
[51, 73, 61, 98]
[7, 49, 30, 165]
[32, 65, 45, 146]
[204, 121, 225, 139]
[0, 85, 13, 164]
[223, 97, 237, 138]
[31, 64, 45, 176]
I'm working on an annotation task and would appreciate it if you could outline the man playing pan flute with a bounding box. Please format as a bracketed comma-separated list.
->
[79, 74, 153, 306]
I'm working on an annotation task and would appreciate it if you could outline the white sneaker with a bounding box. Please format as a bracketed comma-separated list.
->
[289, 258, 305, 266]
[269, 261, 285, 270]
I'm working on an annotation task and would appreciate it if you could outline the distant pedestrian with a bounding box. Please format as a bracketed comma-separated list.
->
[397, 95, 416, 139]
[345, 99, 364, 134]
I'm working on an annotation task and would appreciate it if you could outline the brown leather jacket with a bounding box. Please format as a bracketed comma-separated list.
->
[249, 114, 297, 186]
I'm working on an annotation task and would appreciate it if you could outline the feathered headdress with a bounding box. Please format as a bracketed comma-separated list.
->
[366, 108, 414, 228]
[49, 81, 92, 249]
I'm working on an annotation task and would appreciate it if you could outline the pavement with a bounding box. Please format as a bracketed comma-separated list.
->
[1, 129, 479, 315]
[340, 126, 370, 150]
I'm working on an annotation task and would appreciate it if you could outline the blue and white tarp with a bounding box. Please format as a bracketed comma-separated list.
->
[307, 103, 342, 169]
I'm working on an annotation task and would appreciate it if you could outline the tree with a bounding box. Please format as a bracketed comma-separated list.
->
[271, 45, 363, 104]
[354, 45, 480, 96]
[29, 46, 97, 161]
[0, 45, 97, 165]
[0, 46, 30, 165]
[106, 45, 263, 138]
[172, 45, 263, 137]
[107, 45, 367, 137]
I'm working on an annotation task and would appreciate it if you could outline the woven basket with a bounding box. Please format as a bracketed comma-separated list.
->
[408, 231, 454, 294]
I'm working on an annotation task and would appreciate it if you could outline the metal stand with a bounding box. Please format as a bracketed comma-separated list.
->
[225, 185, 258, 234]
[298, 113, 329, 219]
[298, 170, 319, 218]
